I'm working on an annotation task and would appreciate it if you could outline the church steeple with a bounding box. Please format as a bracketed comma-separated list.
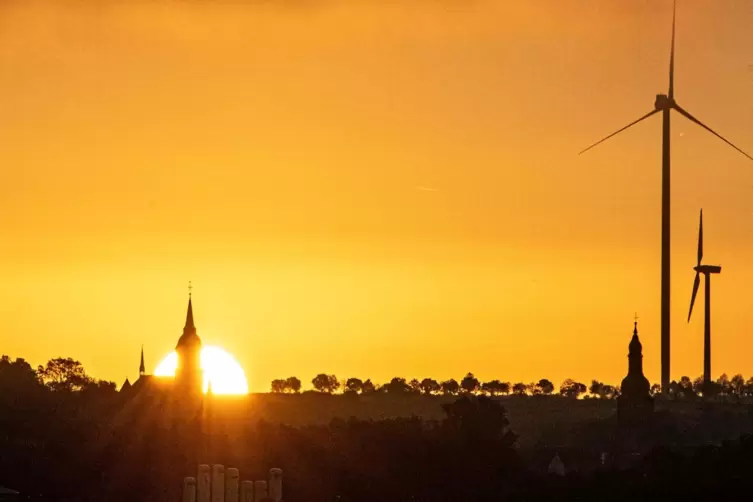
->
[620, 316, 651, 400]
[185, 297, 195, 332]
[139, 345, 146, 376]
[177, 284, 201, 350]
[618, 314, 654, 422]
[629, 319, 643, 374]
[175, 284, 203, 396]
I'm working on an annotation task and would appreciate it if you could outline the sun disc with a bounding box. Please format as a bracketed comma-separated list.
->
[154, 345, 248, 394]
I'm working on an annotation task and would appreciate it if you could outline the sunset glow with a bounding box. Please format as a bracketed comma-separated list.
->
[3, 1, 753, 390]
[154, 346, 249, 395]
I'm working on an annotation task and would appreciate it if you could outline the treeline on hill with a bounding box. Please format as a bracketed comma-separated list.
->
[5, 355, 753, 501]
[271, 372, 753, 400]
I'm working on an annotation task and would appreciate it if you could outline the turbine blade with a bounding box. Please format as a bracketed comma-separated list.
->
[673, 103, 753, 161]
[688, 272, 700, 322]
[669, 0, 676, 99]
[697, 209, 703, 266]
[578, 109, 660, 155]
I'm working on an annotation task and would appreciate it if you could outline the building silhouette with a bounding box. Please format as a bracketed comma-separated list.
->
[120, 294, 204, 399]
[175, 296, 203, 395]
[617, 320, 654, 423]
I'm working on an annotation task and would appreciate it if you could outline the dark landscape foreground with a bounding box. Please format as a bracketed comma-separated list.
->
[4, 369, 753, 502]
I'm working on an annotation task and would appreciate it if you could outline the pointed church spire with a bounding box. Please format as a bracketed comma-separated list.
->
[177, 282, 201, 350]
[185, 297, 195, 331]
[139, 345, 146, 376]
[630, 314, 642, 356]
[185, 281, 195, 331]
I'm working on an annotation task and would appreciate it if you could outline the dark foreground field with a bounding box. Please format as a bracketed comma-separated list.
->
[209, 393, 753, 452]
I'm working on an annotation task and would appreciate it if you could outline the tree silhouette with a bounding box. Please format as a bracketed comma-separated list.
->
[588, 380, 618, 399]
[678, 376, 695, 399]
[81, 379, 117, 397]
[481, 380, 510, 396]
[345, 378, 364, 394]
[650, 383, 662, 396]
[419, 378, 441, 395]
[270, 379, 286, 393]
[460, 372, 480, 394]
[744, 377, 753, 397]
[384, 377, 411, 394]
[440, 379, 460, 395]
[408, 378, 421, 394]
[441, 395, 517, 447]
[717, 373, 731, 397]
[312, 374, 339, 394]
[602, 384, 620, 399]
[37, 357, 92, 392]
[589, 380, 605, 398]
[512, 382, 527, 396]
[0, 356, 42, 393]
[362, 379, 376, 394]
[692, 376, 704, 396]
[536, 379, 554, 395]
[285, 376, 302, 393]
[731, 374, 745, 398]
[559, 379, 586, 398]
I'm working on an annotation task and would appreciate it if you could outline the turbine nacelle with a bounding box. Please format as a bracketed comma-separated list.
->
[654, 94, 674, 110]
[694, 265, 722, 274]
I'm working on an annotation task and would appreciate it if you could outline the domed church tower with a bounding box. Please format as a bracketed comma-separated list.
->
[175, 293, 203, 395]
[617, 318, 654, 423]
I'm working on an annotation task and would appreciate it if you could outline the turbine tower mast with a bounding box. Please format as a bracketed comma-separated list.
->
[579, 1, 752, 394]
[687, 210, 721, 387]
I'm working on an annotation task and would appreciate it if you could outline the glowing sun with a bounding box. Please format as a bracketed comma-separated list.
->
[154, 346, 249, 395]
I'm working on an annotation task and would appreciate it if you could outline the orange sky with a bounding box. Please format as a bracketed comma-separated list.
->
[2, 0, 753, 391]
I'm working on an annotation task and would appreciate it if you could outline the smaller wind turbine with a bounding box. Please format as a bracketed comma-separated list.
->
[687, 209, 721, 387]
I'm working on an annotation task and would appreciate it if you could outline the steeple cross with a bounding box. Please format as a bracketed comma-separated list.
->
[634, 312, 639, 323]
[188, 281, 193, 297]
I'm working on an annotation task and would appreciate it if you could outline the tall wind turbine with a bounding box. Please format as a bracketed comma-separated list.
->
[579, 1, 752, 394]
[687, 210, 721, 387]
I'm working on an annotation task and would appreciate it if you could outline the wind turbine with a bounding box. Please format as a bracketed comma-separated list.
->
[579, 1, 752, 394]
[687, 209, 721, 387]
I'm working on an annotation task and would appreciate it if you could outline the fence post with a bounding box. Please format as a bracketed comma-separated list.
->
[225, 468, 239, 502]
[197, 465, 211, 502]
[183, 477, 197, 502]
[211, 465, 225, 502]
[269, 469, 282, 502]
[240, 481, 254, 502]
[253, 480, 267, 501]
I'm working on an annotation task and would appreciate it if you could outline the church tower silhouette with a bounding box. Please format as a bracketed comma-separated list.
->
[617, 318, 654, 423]
[175, 294, 203, 395]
